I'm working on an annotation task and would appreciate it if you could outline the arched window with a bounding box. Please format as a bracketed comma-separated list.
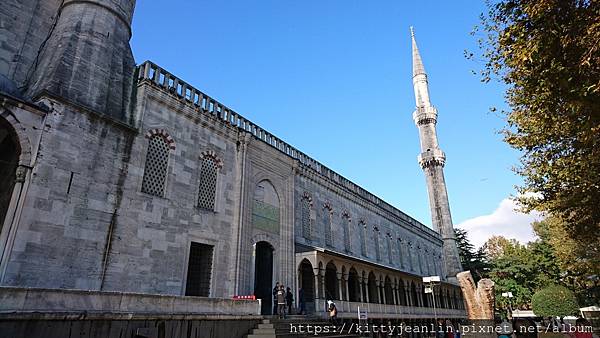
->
[397, 237, 405, 269]
[301, 192, 313, 240]
[407, 242, 414, 272]
[141, 131, 174, 197]
[252, 180, 280, 233]
[416, 244, 423, 275]
[386, 232, 393, 264]
[197, 151, 222, 210]
[359, 219, 367, 257]
[323, 202, 333, 247]
[373, 226, 380, 261]
[423, 247, 431, 275]
[341, 210, 351, 253]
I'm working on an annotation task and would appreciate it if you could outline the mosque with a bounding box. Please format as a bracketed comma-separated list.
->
[0, 0, 466, 336]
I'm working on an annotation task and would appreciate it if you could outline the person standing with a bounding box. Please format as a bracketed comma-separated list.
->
[286, 287, 294, 315]
[328, 301, 337, 324]
[277, 285, 286, 319]
[297, 288, 306, 315]
[272, 282, 279, 315]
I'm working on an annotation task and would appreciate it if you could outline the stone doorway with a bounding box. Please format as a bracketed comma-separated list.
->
[0, 117, 20, 231]
[254, 241, 274, 315]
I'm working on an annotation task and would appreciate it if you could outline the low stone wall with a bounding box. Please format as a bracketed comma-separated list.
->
[0, 287, 262, 338]
[0, 287, 260, 315]
[0, 316, 261, 338]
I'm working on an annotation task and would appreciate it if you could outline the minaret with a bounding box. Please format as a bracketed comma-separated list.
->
[25, 0, 137, 122]
[410, 27, 462, 278]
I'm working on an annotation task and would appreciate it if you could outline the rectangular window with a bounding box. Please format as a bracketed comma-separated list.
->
[185, 242, 214, 297]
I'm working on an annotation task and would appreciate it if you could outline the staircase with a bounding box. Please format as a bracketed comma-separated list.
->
[245, 319, 277, 338]
[246, 315, 360, 338]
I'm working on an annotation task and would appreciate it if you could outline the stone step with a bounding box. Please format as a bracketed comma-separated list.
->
[257, 323, 274, 329]
[246, 335, 276, 338]
[252, 328, 277, 335]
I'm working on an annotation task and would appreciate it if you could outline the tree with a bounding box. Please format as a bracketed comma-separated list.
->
[455, 228, 489, 281]
[533, 217, 600, 305]
[531, 285, 579, 317]
[482, 235, 517, 260]
[472, 0, 600, 251]
[483, 235, 562, 309]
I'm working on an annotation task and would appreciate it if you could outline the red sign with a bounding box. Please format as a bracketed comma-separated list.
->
[232, 295, 256, 300]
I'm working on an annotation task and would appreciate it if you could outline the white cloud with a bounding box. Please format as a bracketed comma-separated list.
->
[456, 197, 542, 249]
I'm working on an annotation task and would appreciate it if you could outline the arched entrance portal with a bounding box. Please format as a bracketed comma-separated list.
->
[254, 241, 274, 315]
[0, 117, 20, 230]
[298, 259, 315, 313]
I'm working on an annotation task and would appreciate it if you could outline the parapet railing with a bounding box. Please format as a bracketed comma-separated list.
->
[136, 61, 439, 238]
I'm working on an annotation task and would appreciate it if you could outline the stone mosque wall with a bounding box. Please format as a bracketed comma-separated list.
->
[2, 60, 449, 301]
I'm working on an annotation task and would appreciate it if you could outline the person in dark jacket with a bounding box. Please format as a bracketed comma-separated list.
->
[297, 288, 306, 315]
[286, 287, 294, 314]
[277, 285, 286, 319]
[272, 282, 279, 315]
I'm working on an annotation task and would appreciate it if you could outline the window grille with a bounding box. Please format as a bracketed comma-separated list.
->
[185, 242, 213, 297]
[301, 193, 312, 240]
[141, 136, 170, 197]
[197, 156, 219, 210]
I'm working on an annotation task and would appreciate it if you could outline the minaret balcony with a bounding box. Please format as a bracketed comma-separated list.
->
[417, 149, 446, 168]
[413, 106, 438, 126]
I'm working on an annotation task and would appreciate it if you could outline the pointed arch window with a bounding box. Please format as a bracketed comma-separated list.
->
[386, 232, 393, 264]
[197, 151, 223, 210]
[416, 244, 423, 274]
[373, 226, 381, 261]
[359, 219, 367, 256]
[407, 242, 414, 272]
[323, 202, 333, 247]
[341, 210, 351, 253]
[301, 192, 313, 240]
[397, 237, 405, 269]
[141, 130, 175, 197]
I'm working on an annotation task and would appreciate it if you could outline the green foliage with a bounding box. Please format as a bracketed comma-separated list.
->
[533, 217, 600, 305]
[455, 228, 489, 282]
[473, 0, 600, 254]
[531, 285, 579, 317]
[481, 233, 563, 309]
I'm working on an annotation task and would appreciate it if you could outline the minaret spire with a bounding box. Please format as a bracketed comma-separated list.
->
[411, 27, 426, 79]
[410, 27, 463, 279]
[411, 28, 431, 108]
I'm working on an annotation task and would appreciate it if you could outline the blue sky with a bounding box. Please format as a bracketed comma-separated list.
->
[130, 1, 537, 246]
